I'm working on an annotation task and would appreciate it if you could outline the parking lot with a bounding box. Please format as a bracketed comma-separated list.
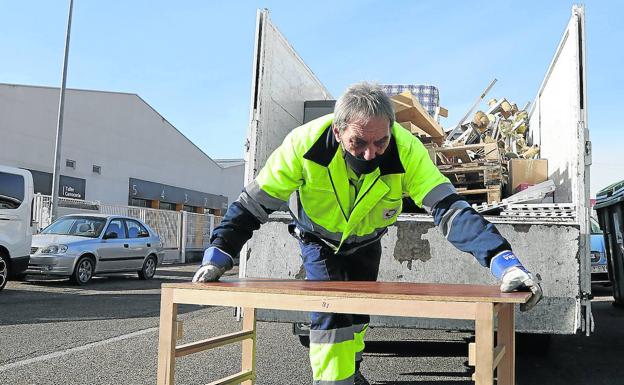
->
[1, 264, 623, 385]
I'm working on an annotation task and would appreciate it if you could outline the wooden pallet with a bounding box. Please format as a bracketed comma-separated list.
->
[434, 143, 503, 205]
[433, 142, 501, 164]
[456, 186, 502, 205]
[440, 164, 502, 186]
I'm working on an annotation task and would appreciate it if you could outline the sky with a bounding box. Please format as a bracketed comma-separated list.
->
[1, 0, 623, 197]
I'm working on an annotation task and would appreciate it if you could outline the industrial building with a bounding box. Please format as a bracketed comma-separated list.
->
[0, 83, 243, 215]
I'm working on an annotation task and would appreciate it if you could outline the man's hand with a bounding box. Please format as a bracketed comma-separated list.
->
[192, 247, 234, 283]
[490, 251, 543, 312]
[192, 264, 226, 282]
[500, 267, 543, 312]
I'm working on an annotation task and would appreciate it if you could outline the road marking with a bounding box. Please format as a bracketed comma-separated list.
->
[0, 327, 158, 372]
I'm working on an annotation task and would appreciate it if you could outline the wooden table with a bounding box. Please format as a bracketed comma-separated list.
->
[156, 279, 530, 385]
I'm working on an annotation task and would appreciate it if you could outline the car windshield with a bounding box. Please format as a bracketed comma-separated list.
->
[590, 217, 602, 234]
[41, 216, 107, 238]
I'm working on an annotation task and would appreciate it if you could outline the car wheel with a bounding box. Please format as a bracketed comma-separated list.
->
[0, 254, 9, 291]
[71, 256, 94, 285]
[138, 255, 157, 280]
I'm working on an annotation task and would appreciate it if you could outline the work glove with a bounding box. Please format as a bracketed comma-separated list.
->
[491, 251, 543, 312]
[192, 247, 234, 283]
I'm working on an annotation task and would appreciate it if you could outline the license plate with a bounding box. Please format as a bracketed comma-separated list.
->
[592, 265, 608, 273]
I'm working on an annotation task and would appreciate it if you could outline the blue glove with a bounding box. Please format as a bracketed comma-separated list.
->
[192, 247, 234, 283]
[491, 251, 543, 312]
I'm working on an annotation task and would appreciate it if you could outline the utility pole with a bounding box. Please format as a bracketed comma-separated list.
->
[51, 0, 74, 220]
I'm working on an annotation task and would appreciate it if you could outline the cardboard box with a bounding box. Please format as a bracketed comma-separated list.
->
[507, 159, 548, 195]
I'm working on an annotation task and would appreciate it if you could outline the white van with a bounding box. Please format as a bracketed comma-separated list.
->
[0, 165, 34, 291]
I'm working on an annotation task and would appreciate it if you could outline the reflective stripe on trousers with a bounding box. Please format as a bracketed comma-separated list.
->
[299, 238, 381, 384]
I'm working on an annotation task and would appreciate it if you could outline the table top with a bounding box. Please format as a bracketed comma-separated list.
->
[163, 279, 531, 304]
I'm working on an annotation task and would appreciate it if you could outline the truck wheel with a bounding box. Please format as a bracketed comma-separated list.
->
[70, 256, 94, 285]
[138, 255, 157, 280]
[0, 254, 9, 291]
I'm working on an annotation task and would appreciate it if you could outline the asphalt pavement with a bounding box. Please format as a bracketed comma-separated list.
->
[0, 265, 622, 385]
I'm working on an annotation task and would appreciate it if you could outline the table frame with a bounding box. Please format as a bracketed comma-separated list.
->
[156, 280, 527, 385]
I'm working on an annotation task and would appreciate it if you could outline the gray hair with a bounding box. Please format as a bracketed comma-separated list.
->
[333, 82, 395, 132]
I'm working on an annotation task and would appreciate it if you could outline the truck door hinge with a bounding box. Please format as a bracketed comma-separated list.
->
[579, 291, 594, 336]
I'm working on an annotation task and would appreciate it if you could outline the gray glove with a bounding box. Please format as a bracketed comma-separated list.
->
[192, 264, 226, 283]
[500, 267, 543, 312]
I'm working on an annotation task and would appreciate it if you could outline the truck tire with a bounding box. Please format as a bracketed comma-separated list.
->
[0, 254, 9, 291]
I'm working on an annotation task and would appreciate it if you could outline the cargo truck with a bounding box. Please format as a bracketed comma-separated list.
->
[239, 5, 592, 339]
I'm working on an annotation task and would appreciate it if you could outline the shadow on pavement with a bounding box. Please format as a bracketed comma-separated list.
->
[364, 340, 467, 358]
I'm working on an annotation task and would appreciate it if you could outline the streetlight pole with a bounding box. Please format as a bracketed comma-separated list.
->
[51, 0, 74, 220]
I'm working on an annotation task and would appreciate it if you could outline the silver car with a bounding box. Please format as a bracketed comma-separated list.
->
[27, 214, 164, 285]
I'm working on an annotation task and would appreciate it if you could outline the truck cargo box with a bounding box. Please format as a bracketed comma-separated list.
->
[241, 6, 591, 335]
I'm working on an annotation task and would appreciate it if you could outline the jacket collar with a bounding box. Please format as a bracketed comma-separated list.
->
[303, 123, 405, 175]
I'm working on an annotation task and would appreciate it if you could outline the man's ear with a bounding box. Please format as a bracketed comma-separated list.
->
[332, 124, 341, 142]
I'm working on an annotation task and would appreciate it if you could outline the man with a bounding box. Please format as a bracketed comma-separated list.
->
[193, 82, 543, 385]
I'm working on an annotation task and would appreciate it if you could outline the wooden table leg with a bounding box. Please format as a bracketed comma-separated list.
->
[157, 288, 178, 385]
[497, 303, 515, 385]
[241, 307, 257, 385]
[475, 303, 494, 385]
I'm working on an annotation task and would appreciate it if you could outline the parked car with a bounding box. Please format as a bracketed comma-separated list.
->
[590, 216, 609, 284]
[0, 165, 34, 291]
[27, 214, 164, 285]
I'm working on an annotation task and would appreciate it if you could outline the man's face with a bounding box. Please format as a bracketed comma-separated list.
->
[333, 116, 391, 160]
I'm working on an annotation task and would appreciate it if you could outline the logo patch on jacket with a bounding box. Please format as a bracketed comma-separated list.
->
[382, 208, 398, 220]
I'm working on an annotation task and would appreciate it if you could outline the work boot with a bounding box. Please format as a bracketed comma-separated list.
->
[354, 370, 370, 385]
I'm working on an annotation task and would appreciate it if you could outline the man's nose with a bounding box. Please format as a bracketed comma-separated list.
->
[363, 146, 376, 160]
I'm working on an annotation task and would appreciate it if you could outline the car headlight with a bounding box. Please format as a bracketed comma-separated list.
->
[41, 244, 68, 254]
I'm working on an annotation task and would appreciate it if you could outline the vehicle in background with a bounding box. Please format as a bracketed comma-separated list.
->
[27, 214, 164, 285]
[590, 216, 609, 284]
[0, 165, 34, 291]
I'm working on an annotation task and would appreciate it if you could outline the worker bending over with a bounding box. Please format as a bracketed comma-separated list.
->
[193, 82, 543, 385]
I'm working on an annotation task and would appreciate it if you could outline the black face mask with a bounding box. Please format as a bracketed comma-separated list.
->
[342, 147, 380, 175]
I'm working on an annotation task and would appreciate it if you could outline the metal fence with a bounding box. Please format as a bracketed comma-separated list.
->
[32, 194, 53, 230]
[32, 194, 221, 263]
[182, 211, 222, 251]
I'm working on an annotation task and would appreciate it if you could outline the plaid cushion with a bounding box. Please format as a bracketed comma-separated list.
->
[380, 84, 439, 118]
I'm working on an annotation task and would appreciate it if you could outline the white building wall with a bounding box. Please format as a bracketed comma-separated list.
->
[0, 83, 242, 209]
[216, 161, 246, 209]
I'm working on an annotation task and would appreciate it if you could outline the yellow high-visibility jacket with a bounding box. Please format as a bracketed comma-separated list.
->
[245, 114, 451, 252]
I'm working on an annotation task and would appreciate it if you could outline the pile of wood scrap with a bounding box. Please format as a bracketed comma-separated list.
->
[390, 89, 551, 207]
[391, 91, 446, 145]
[447, 98, 538, 159]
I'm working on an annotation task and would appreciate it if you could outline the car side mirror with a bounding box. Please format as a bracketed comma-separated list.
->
[138, 231, 150, 238]
[104, 232, 118, 240]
